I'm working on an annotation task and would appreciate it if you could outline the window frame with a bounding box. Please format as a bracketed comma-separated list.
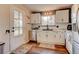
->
[13, 9, 23, 36]
[41, 15, 55, 26]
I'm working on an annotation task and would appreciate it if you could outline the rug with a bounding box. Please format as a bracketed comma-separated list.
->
[38, 43, 55, 49]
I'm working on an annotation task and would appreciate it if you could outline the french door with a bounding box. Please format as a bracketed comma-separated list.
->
[10, 8, 24, 51]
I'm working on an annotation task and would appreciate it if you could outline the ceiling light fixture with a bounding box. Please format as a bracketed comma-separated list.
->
[43, 11, 53, 16]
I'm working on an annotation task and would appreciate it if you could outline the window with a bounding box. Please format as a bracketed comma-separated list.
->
[13, 10, 23, 36]
[41, 15, 55, 25]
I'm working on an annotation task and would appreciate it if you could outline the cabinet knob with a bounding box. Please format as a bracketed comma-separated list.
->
[46, 34, 48, 37]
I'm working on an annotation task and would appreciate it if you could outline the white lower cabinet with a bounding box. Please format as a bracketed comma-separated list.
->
[37, 31, 47, 43]
[58, 32, 65, 45]
[47, 31, 56, 44]
[37, 31, 65, 45]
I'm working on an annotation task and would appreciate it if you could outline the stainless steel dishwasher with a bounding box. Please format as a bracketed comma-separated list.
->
[32, 30, 37, 41]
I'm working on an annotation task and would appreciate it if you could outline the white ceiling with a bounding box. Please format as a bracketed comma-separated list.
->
[25, 4, 72, 12]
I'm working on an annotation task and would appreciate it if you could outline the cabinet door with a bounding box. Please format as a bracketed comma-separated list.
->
[35, 13, 41, 23]
[31, 13, 41, 24]
[56, 11, 63, 23]
[37, 31, 47, 43]
[58, 32, 65, 45]
[62, 10, 69, 23]
[56, 10, 69, 23]
[55, 32, 60, 44]
[31, 14, 36, 23]
[47, 31, 57, 44]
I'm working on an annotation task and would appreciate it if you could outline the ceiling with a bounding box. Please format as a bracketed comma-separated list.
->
[25, 4, 72, 12]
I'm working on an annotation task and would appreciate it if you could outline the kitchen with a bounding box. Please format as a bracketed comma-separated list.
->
[0, 4, 79, 54]
[27, 4, 72, 53]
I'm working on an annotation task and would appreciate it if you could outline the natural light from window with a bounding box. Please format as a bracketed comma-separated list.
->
[41, 15, 55, 25]
[13, 10, 23, 36]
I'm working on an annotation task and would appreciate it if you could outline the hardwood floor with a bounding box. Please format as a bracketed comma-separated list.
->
[26, 42, 68, 54]
[11, 41, 68, 54]
[27, 46, 68, 54]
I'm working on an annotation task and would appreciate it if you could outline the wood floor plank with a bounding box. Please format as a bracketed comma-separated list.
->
[27, 42, 68, 54]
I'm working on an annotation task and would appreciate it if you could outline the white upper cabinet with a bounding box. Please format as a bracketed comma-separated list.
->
[31, 13, 41, 24]
[55, 10, 69, 23]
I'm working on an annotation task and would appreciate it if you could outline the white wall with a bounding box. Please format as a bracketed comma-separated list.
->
[71, 4, 78, 23]
[0, 5, 10, 53]
[71, 4, 79, 38]
[0, 5, 31, 53]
